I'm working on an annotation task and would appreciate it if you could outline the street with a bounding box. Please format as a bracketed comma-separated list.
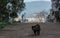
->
[0, 23, 60, 38]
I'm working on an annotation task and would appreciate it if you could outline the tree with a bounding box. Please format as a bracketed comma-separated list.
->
[0, 0, 9, 22]
[21, 13, 26, 22]
[54, 12, 60, 22]
[0, 0, 25, 22]
[46, 12, 56, 23]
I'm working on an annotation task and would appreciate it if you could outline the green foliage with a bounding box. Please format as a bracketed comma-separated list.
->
[0, 0, 26, 29]
[0, 0, 8, 7]
[0, 0, 25, 22]
[10, 0, 25, 18]
[10, 12, 18, 18]
[54, 12, 60, 22]
[0, 22, 10, 29]
[0, 0, 9, 22]
[0, 21, 20, 29]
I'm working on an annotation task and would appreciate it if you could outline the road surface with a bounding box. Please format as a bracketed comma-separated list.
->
[0, 23, 60, 38]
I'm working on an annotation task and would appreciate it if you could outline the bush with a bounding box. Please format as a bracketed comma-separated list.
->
[0, 22, 10, 29]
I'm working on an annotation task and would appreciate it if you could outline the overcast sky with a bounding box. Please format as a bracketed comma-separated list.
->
[24, 0, 51, 2]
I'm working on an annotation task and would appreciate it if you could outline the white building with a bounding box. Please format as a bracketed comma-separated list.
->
[25, 13, 46, 23]
[26, 17, 45, 23]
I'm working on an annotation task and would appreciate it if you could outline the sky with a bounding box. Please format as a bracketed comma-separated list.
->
[20, 1, 51, 18]
[24, 0, 51, 2]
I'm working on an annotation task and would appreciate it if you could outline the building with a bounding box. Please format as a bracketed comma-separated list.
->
[24, 13, 46, 23]
[26, 17, 45, 23]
